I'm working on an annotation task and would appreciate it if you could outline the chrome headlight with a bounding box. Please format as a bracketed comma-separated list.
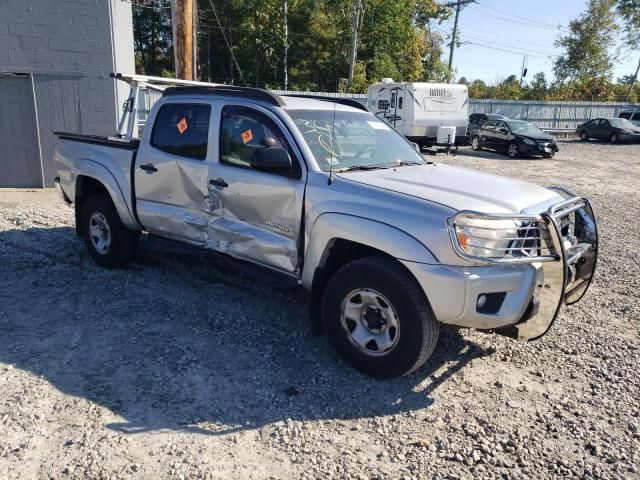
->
[448, 212, 556, 264]
[450, 214, 519, 258]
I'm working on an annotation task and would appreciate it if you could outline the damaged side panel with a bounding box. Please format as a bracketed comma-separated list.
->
[205, 170, 304, 275]
[135, 155, 211, 245]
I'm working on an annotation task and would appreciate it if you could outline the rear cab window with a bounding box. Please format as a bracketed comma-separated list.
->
[151, 103, 211, 160]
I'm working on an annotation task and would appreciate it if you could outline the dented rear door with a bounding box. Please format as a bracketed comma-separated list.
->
[206, 104, 306, 275]
[135, 101, 213, 245]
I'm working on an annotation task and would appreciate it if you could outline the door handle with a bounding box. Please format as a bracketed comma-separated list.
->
[140, 163, 158, 173]
[209, 178, 228, 188]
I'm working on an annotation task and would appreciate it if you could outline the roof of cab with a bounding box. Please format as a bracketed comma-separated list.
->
[162, 86, 367, 113]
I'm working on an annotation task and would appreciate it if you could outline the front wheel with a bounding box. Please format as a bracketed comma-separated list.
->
[322, 257, 439, 378]
[471, 135, 482, 151]
[610, 132, 618, 144]
[82, 194, 138, 268]
[580, 131, 589, 141]
[507, 141, 519, 158]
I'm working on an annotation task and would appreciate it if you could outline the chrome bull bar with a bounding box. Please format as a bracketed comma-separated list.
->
[448, 186, 598, 341]
[515, 187, 598, 340]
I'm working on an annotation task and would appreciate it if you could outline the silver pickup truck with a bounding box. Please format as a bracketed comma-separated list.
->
[54, 73, 598, 378]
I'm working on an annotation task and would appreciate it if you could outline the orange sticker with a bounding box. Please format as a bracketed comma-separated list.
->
[241, 129, 254, 144]
[176, 117, 188, 134]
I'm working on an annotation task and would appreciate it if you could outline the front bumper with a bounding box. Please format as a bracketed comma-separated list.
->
[54, 176, 72, 205]
[404, 189, 598, 340]
[401, 261, 542, 330]
[518, 140, 559, 156]
[618, 132, 640, 142]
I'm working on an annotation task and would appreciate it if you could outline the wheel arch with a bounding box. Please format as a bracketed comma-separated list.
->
[73, 159, 140, 235]
[303, 213, 438, 334]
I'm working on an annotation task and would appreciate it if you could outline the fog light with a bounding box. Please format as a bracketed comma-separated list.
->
[477, 294, 487, 309]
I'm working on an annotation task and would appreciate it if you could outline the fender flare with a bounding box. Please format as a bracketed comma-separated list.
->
[74, 158, 140, 231]
[301, 212, 438, 289]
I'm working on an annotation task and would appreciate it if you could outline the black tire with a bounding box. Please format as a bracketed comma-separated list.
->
[579, 131, 589, 141]
[610, 132, 618, 144]
[471, 135, 482, 151]
[506, 141, 519, 158]
[81, 194, 138, 268]
[321, 257, 439, 378]
[543, 152, 554, 158]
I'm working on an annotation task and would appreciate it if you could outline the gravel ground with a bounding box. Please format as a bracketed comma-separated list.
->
[0, 139, 638, 480]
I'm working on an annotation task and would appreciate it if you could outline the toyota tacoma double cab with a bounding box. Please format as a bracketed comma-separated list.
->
[54, 73, 598, 378]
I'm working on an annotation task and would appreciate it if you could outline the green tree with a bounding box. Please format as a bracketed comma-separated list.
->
[552, 0, 619, 93]
[493, 75, 522, 100]
[524, 72, 549, 100]
[132, 1, 174, 76]
[616, 0, 640, 50]
[468, 79, 489, 98]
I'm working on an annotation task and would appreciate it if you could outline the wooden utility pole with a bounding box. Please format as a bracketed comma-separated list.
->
[443, 0, 475, 83]
[347, 0, 363, 89]
[171, 0, 194, 80]
[284, 0, 288, 91]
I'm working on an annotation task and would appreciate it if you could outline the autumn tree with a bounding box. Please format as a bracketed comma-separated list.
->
[552, 0, 619, 97]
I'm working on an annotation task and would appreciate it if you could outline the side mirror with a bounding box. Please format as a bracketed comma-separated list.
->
[250, 146, 292, 171]
[499, 128, 509, 134]
[411, 142, 421, 152]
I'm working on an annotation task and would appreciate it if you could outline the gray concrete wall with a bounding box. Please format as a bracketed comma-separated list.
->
[0, 0, 134, 186]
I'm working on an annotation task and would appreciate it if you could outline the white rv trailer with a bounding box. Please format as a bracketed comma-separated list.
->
[367, 79, 469, 147]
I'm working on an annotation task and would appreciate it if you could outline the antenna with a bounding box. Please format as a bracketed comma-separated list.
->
[328, 101, 337, 185]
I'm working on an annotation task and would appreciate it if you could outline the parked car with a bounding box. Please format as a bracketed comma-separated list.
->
[576, 117, 640, 143]
[54, 73, 598, 379]
[467, 113, 509, 138]
[618, 110, 640, 127]
[471, 119, 559, 158]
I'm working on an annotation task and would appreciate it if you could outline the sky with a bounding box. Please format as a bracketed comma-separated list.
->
[437, 0, 638, 84]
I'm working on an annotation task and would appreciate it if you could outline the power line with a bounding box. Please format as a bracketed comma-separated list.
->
[206, 0, 247, 85]
[459, 25, 557, 52]
[467, 6, 565, 31]
[473, 2, 566, 30]
[465, 41, 552, 59]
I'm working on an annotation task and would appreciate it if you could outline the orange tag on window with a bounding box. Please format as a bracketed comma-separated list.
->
[176, 117, 188, 134]
[241, 129, 253, 144]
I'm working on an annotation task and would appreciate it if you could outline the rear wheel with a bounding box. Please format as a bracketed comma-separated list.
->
[507, 141, 519, 158]
[82, 194, 138, 268]
[610, 132, 618, 144]
[322, 257, 439, 378]
[580, 131, 589, 141]
[471, 135, 482, 151]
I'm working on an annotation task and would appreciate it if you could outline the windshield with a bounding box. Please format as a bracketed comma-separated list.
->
[287, 110, 427, 172]
[507, 121, 545, 136]
[609, 118, 635, 128]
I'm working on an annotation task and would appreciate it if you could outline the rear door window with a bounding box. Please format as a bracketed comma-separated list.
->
[632, 112, 640, 121]
[619, 112, 631, 119]
[151, 103, 211, 160]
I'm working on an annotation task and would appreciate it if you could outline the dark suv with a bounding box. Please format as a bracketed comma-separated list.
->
[467, 113, 509, 138]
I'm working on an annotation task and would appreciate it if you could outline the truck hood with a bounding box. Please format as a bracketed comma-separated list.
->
[336, 163, 560, 214]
